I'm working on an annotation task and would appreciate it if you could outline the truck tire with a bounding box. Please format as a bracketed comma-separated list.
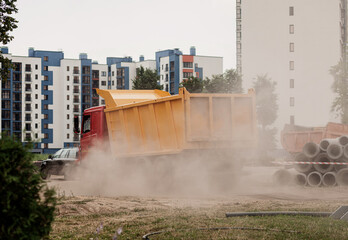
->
[40, 166, 51, 180]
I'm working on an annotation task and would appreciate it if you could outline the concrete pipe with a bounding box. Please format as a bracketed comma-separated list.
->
[335, 163, 347, 172]
[327, 143, 343, 160]
[313, 153, 334, 173]
[294, 153, 313, 173]
[336, 168, 348, 186]
[307, 171, 322, 187]
[272, 169, 293, 186]
[322, 172, 337, 187]
[302, 142, 320, 158]
[343, 145, 348, 160]
[319, 139, 337, 152]
[294, 173, 307, 186]
[339, 135, 348, 147]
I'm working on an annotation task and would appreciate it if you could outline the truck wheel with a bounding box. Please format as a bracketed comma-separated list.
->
[40, 167, 51, 180]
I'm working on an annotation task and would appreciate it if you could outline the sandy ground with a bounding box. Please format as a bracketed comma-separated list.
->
[47, 166, 348, 216]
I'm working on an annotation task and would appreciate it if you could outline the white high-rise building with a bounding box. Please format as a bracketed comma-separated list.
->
[237, 0, 346, 133]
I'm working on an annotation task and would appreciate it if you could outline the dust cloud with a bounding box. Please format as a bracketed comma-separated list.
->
[54, 140, 294, 198]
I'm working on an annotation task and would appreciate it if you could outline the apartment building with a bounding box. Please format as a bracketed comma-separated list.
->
[156, 47, 223, 94]
[237, 0, 345, 132]
[1, 47, 43, 149]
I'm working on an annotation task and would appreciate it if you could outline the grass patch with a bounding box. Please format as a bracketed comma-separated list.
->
[50, 199, 348, 240]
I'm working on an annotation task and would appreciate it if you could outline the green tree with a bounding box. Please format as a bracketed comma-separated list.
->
[132, 66, 162, 90]
[0, 0, 18, 81]
[253, 74, 278, 152]
[0, 134, 57, 239]
[330, 60, 348, 124]
[204, 68, 243, 93]
[180, 76, 203, 93]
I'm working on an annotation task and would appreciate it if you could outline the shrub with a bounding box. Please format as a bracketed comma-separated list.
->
[0, 134, 56, 239]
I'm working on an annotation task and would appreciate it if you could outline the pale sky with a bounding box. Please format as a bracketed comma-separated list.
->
[5, 0, 236, 71]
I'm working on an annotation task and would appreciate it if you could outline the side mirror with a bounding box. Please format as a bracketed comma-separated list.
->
[74, 115, 80, 134]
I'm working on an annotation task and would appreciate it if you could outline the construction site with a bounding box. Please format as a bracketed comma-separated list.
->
[43, 87, 348, 239]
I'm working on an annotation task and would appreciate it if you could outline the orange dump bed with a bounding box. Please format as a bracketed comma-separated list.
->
[97, 88, 258, 158]
[281, 122, 348, 153]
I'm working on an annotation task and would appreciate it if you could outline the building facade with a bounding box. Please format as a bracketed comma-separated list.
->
[1, 46, 222, 153]
[156, 47, 223, 94]
[237, 0, 345, 133]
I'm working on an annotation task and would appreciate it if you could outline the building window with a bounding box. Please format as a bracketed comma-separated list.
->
[44, 56, 48, 61]
[183, 72, 193, 78]
[44, 124, 48, 129]
[67, 105, 70, 110]
[290, 43, 294, 52]
[289, 24, 294, 34]
[101, 71, 106, 77]
[183, 62, 193, 68]
[35, 84, 38, 89]
[43, 104, 48, 110]
[101, 81, 106, 86]
[290, 79, 294, 88]
[35, 123, 38, 129]
[73, 66, 79, 74]
[35, 113, 38, 119]
[165, 64, 168, 72]
[289, 61, 294, 70]
[43, 66, 48, 71]
[289, 6, 294, 16]
[44, 75, 48, 81]
[101, 99, 105, 104]
[35, 74, 38, 80]
[67, 134, 70, 139]
[67, 76, 70, 81]
[67, 114, 70, 119]
[25, 64, 31, 72]
[67, 66, 70, 71]
[290, 115, 295, 125]
[44, 143, 48, 149]
[67, 124, 70, 129]
[35, 104, 38, 109]
[44, 114, 48, 119]
[35, 64, 38, 70]
[67, 85, 70, 91]
[67, 95, 70, 101]
[290, 97, 295, 106]
[112, 71, 114, 76]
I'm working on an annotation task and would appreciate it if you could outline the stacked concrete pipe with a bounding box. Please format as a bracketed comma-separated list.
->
[276, 136, 348, 187]
[292, 136, 348, 187]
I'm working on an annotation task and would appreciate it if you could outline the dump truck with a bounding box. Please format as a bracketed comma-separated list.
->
[45, 87, 257, 181]
[77, 87, 257, 160]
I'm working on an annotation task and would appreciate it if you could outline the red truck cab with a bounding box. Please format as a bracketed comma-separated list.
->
[77, 106, 109, 161]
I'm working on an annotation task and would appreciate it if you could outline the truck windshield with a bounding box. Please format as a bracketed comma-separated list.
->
[82, 115, 91, 133]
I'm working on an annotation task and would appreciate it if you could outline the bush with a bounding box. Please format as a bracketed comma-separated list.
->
[0, 134, 56, 239]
